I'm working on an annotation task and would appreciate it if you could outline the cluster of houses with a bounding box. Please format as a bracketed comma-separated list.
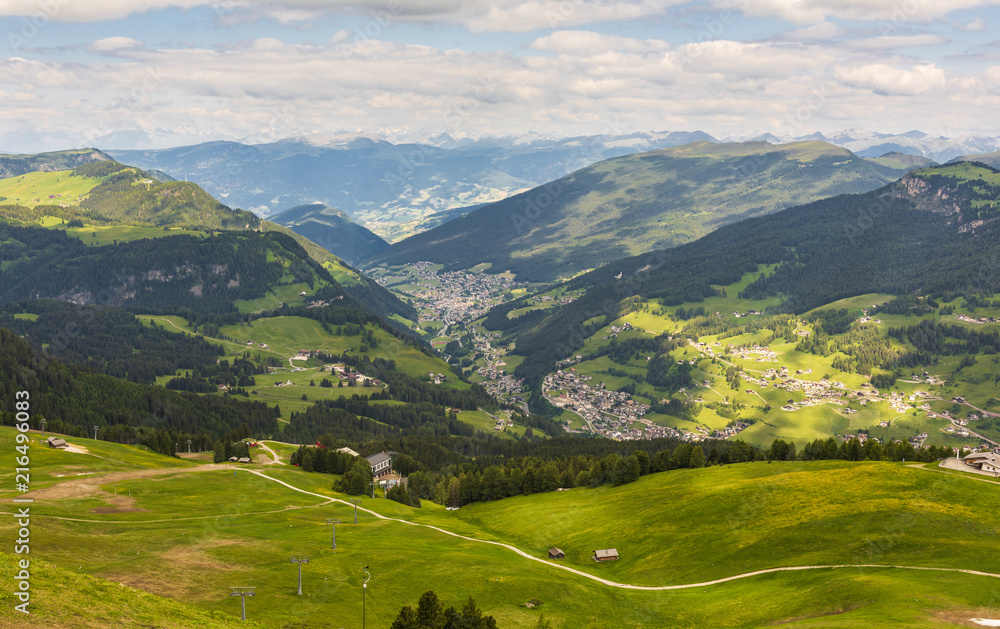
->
[544, 370, 660, 440]
[329, 364, 383, 388]
[531, 293, 577, 307]
[600, 322, 635, 340]
[555, 355, 583, 369]
[375, 261, 525, 327]
[711, 421, 750, 440]
[955, 314, 1000, 325]
[493, 412, 515, 431]
[477, 362, 525, 400]
[730, 344, 779, 363]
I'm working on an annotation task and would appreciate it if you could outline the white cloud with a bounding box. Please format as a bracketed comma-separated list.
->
[531, 31, 671, 56]
[782, 20, 849, 40]
[834, 63, 948, 96]
[717, 0, 1000, 26]
[956, 17, 988, 30]
[0, 0, 207, 22]
[87, 37, 145, 53]
[0, 0, 687, 31]
[850, 34, 948, 50]
[3, 19, 1000, 151]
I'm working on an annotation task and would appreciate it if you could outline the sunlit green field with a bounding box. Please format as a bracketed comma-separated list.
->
[2, 428, 1000, 629]
[64, 224, 208, 245]
[0, 170, 105, 204]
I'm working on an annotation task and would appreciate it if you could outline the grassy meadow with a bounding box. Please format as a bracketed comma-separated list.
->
[137, 312, 471, 419]
[2, 428, 1000, 628]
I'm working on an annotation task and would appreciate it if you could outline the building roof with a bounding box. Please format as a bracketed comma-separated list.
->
[47, 437, 67, 447]
[964, 451, 995, 459]
[365, 452, 392, 466]
[966, 452, 1000, 466]
[548, 547, 564, 556]
[594, 549, 619, 559]
[336, 447, 360, 457]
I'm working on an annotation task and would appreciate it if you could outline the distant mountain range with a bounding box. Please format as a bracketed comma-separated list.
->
[370, 140, 919, 282]
[269, 203, 389, 266]
[104, 131, 716, 242]
[102, 129, 1000, 245]
[734, 129, 1000, 164]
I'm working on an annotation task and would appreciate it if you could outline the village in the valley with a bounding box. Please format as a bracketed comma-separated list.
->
[371, 261, 526, 335]
[369, 264, 1000, 452]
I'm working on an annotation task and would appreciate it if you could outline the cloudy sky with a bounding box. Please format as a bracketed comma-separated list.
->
[1, 0, 1000, 151]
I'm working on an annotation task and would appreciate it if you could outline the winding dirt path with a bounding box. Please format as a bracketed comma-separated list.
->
[256, 442, 284, 465]
[238, 469, 1000, 591]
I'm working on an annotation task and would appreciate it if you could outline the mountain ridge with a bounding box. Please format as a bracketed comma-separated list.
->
[269, 203, 389, 266]
[370, 140, 920, 282]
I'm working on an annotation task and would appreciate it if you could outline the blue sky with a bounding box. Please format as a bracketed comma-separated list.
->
[1, 1, 1000, 151]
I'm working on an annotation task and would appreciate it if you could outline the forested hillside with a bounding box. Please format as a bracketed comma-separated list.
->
[0, 225, 339, 313]
[506, 163, 1000, 386]
[0, 158, 417, 322]
[0, 300, 224, 384]
[0, 327, 278, 454]
[373, 141, 916, 281]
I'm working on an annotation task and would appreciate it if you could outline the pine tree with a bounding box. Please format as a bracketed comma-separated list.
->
[416, 590, 444, 629]
[689, 445, 706, 468]
[390, 606, 419, 629]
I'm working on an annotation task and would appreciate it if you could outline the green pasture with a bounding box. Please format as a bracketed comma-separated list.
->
[234, 283, 318, 314]
[4, 447, 1000, 628]
[0, 428, 196, 493]
[0, 170, 104, 204]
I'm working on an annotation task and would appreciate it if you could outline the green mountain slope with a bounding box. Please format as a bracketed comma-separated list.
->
[865, 150, 937, 170]
[0, 148, 112, 179]
[0, 553, 268, 629]
[0, 158, 416, 321]
[0, 225, 343, 314]
[270, 203, 389, 266]
[506, 163, 1000, 385]
[0, 160, 259, 229]
[373, 141, 911, 281]
[0, 326, 279, 447]
[949, 150, 1000, 169]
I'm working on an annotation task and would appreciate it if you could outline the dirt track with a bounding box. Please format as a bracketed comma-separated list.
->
[26, 464, 231, 500]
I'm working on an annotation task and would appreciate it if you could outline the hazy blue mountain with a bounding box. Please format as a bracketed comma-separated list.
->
[270, 203, 389, 266]
[105, 131, 717, 242]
